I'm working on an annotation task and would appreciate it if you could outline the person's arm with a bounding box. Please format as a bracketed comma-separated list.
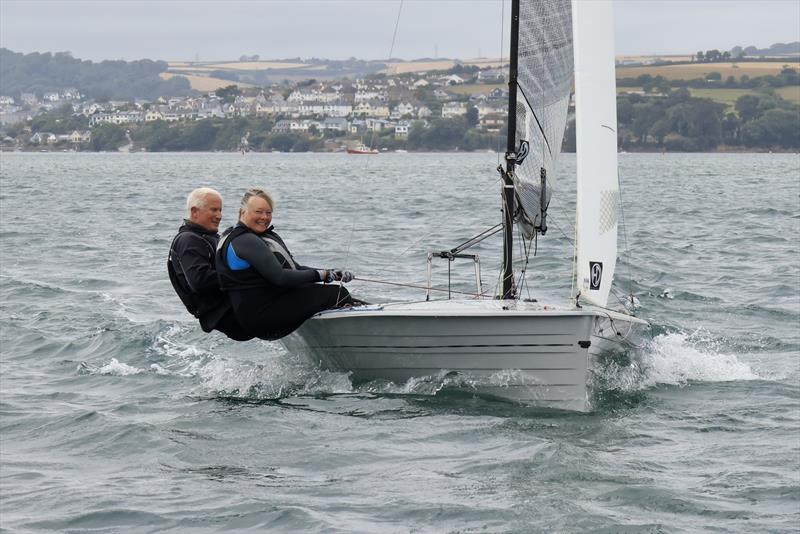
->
[231, 233, 322, 287]
[173, 234, 219, 293]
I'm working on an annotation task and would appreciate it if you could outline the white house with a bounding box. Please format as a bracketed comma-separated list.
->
[20, 93, 38, 106]
[441, 102, 467, 118]
[145, 110, 164, 122]
[322, 117, 348, 131]
[29, 132, 54, 144]
[394, 121, 410, 139]
[441, 74, 466, 85]
[390, 102, 415, 119]
[417, 106, 433, 119]
[69, 130, 92, 143]
[477, 69, 505, 83]
[323, 102, 353, 118]
[354, 90, 386, 103]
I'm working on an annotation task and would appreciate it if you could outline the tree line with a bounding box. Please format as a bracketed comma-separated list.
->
[579, 89, 799, 151]
[0, 49, 193, 101]
[9, 91, 798, 153]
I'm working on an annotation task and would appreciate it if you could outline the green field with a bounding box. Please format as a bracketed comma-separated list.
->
[688, 88, 756, 106]
[616, 86, 800, 108]
[616, 61, 799, 81]
[775, 85, 800, 104]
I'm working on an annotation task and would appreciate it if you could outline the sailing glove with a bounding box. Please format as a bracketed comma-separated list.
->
[335, 270, 354, 283]
[318, 270, 353, 283]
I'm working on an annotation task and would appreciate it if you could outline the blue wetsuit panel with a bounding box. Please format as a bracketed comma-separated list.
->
[227, 244, 251, 271]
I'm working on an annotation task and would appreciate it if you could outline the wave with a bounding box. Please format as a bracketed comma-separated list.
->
[593, 331, 761, 393]
[78, 320, 772, 417]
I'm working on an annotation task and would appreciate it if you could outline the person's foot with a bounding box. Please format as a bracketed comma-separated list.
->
[337, 297, 370, 308]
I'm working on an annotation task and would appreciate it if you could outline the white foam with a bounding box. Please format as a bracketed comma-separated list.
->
[95, 358, 145, 376]
[642, 332, 760, 386]
[595, 332, 761, 393]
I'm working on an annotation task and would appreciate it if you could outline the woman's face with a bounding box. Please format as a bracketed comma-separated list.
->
[241, 196, 273, 233]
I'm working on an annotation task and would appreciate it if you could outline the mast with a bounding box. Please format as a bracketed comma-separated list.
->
[501, 0, 520, 300]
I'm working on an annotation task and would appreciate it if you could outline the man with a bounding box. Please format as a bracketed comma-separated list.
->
[168, 187, 253, 341]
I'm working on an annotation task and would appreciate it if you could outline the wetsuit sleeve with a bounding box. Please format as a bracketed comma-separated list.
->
[232, 233, 322, 287]
[173, 234, 219, 293]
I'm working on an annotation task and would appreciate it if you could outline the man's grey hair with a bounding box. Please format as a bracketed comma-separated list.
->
[186, 187, 221, 217]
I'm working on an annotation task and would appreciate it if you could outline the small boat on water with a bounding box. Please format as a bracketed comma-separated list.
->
[346, 144, 379, 154]
[285, 0, 649, 412]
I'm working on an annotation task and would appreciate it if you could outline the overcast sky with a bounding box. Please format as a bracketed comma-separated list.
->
[1, 0, 798, 62]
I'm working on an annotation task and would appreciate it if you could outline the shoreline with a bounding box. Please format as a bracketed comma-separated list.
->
[2, 147, 798, 154]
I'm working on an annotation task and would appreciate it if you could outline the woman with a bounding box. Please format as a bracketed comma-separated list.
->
[216, 188, 355, 340]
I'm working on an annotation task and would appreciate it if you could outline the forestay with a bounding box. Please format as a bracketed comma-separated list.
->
[572, 0, 619, 307]
[513, 0, 573, 239]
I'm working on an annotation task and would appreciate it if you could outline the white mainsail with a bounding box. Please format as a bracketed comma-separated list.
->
[513, 0, 573, 239]
[572, 0, 619, 307]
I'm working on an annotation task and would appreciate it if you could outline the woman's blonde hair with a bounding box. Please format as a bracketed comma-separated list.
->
[239, 188, 274, 219]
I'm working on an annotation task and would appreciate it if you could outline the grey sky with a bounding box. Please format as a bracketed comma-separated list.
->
[1, 0, 798, 62]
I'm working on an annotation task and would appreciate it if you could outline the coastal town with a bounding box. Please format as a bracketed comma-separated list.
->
[0, 68, 511, 151]
[1, 44, 798, 152]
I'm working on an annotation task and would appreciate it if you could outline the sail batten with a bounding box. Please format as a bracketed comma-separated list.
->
[572, 0, 619, 307]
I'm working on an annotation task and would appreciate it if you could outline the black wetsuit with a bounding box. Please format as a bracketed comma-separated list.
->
[168, 221, 253, 341]
[216, 223, 353, 340]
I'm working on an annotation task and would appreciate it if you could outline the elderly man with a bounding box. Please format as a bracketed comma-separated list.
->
[168, 187, 252, 341]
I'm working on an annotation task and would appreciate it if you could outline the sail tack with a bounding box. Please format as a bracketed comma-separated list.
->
[513, 0, 574, 239]
[572, 0, 619, 307]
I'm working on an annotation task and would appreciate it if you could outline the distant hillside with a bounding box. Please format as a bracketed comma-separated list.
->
[740, 42, 800, 57]
[164, 57, 510, 89]
[165, 58, 388, 86]
[0, 49, 194, 100]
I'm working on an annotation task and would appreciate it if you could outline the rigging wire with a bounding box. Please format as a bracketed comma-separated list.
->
[355, 276, 492, 298]
[616, 164, 638, 311]
[337, 0, 404, 305]
[495, 0, 506, 167]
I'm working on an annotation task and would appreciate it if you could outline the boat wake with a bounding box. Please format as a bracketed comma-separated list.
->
[77, 321, 765, 414]
[589, 330, 763, 410]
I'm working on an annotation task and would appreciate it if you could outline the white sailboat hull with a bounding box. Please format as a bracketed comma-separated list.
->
[283, 300, 647, 412]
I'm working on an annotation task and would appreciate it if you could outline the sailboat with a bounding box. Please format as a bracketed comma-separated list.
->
[346, 142, 379, 155]
[283, 0, 648, 412]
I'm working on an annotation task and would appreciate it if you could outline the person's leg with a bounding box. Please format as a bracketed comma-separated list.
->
[258, 284, 353, 339]
[214, 310, 255, 341]
[229, 285, 354, 340]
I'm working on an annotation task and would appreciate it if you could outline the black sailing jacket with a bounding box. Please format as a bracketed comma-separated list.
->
[167, 221, 232, 332]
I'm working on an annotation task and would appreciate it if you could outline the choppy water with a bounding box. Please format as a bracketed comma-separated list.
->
[1, 152, 798, 533]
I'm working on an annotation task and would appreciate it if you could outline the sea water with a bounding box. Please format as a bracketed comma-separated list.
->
[0, 152, 798, 532]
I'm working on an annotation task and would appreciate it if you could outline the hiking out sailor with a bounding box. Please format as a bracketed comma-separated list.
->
[168, 187, 253, 341]
[216, 188, 357, 340]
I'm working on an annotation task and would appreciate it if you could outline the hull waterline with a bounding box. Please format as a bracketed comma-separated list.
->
[283, 300, 648, 412]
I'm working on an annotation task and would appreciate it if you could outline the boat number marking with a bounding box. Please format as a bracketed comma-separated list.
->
[590, 262, 603, 290]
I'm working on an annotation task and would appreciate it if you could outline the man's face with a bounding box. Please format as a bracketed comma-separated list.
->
[241, 196, 273, 234]
[190, 194, 222, 231]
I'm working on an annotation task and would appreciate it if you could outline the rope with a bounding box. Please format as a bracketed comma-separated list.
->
[354, 276, 491, 298]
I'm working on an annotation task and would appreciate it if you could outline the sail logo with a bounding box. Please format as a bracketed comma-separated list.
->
[516, 140, 530, 165]
[589, 262, 603, 290]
